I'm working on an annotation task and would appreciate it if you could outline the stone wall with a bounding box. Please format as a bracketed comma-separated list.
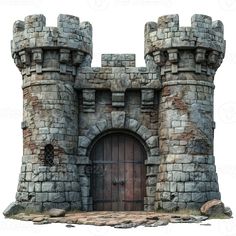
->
[76, 54, 160, 210]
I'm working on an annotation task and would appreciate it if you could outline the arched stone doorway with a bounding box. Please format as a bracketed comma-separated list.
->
[90, 132, 147, 211]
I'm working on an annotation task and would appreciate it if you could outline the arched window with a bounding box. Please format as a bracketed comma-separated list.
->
[44, 144, 54, 166]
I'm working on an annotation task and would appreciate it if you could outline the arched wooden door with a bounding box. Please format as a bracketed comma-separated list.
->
[91, 132, 146, 211]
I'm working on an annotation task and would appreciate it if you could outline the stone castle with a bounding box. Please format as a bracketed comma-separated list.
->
[7, 13, 225, 213]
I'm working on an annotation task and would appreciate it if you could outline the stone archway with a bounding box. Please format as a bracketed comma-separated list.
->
[77, 115, 160, 211]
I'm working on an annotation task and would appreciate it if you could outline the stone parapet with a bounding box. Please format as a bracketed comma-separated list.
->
[145, 14, 225, 76]
[11, 14, 92, 74]
[101, 54, 136, 67]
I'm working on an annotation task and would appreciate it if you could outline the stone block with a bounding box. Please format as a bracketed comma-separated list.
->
[179, 193, 192, 202]
[163, 182, 170, 191]
[141, 89, 154, 108]
[144, 197, 155, 205]
[96, 119, 108, 132]
[150, 147, 159, 156]
[25, 172, 32, 181]
[146, 177, 157, 186]
[28, 182, 34, 192]
[146, 186, 156, 196]
[111, 111, 125, 128]
[71, 182, 80, 191]
[49, 208, 66, 217]
[186, 202, 202, 209]
[42, 182, 54, 192]
[54, 182, 65, 192]
[85, 125, 100, 140]
[177, 182, 184, 192]
[48, 192, 65, 203]
[146, 136, 158, 148]
[126, 118, 140, 131]
[178, 202, 187, 209]
[166, 164, 173, 171]
[183, 163, 195, 172]
[162, 202, 178, 211]
[112, 92, 125, 107]
[36, 192, 48, 202]
[185, 182, 196, 192]
[173, 164, 182, 171]
[78, 136, 90, 148]
[192, 193, 207, 203]
[137, 125, 152, 140]
[161, 192, 171, 201]
[207, 192, 221, 200]
[35, 183, 41, 192]
[64, 182, 71, 191]
[156, 182, 164, 192]
[170, 182, 177, 192]
[66, 192, 80, 202]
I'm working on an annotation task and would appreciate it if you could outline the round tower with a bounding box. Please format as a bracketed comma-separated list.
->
[145, 14, 225, 210]
[11, 14, 92, 212]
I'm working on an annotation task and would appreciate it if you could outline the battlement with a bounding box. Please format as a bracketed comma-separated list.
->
[145, 14, 225, 54]
[12, 14, 92, 55]
[101, 54, 135, 67]
[11, 14, 92, 74]
[144, 14, 225, 75]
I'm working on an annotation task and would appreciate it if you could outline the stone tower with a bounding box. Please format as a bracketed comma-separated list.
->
[145, 14, 225, 210]
[6, 13, 225, 214]
[11, 14, 92, 211]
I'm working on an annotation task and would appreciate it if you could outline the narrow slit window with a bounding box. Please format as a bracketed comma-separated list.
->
[44, 144, 54, 166]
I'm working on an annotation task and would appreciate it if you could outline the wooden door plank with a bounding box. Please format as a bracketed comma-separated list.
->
[92, 139, 104, 210]
[124, 135, 134, 211]
[111, 134, 119, 211]
[118, 134, 125, 211]
[103, 135, 112, 210]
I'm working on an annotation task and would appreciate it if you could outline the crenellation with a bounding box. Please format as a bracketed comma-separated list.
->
[145, 14, 225, 77]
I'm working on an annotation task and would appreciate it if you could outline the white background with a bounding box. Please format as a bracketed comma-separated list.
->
[0, 0, 236, 235]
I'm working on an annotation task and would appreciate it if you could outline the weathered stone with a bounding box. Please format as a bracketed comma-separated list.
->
[49, 208, 66, 217]
[200, 199, 225, 216]
[78, 136, 90, 148]
[111, 111, 125, 128]
[48, 192, 65, 203]
[127, 119, 140, 131]
[33, 216, 45, 222]
[179, 193, 192, 202]
[42, 182, 54, 192]
[224, 206, 233, 217]
[162, 202, 178, 211]
[3, 202, 24, 217]
[36, 192, 48, 202]
[7, 13, 225, 214]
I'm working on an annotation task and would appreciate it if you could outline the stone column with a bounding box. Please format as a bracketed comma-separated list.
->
[145, 14, 225, 210]
[10, 14, 92, 212]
